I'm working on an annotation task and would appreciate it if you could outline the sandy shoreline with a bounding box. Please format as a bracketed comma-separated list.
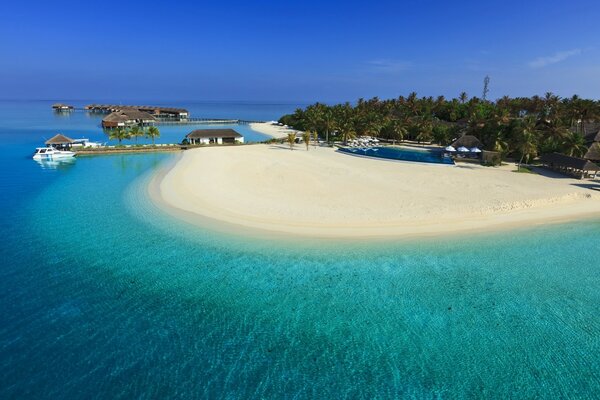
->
[249, 122, 303, 139]
[151, 144, 600, 238]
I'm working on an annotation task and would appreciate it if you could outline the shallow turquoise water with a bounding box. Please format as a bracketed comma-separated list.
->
[0, 101, 599, 399]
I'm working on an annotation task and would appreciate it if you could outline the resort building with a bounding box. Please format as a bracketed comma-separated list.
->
[52, 103, 74, 111]
[102, 108, 156, 128]
[540, 153, 600, 179]
[45, 133, 75, 149]
[186, 129, 244, 145]
[87, 104, 189, 119]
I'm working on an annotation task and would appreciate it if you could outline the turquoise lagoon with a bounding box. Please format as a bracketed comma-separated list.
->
[0, 101, 599, 399]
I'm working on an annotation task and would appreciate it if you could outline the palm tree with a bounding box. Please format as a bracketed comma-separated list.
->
[459, 91, 468, 104]
[302, 131, 311, 150]
[515, 117, 539, 171]
[286, 132, 296, 150]
[109, 127, 130, 145]
[146, 126, 160, 146]
[415, 117, 433, 144]
[322, 108, 335, 144]
[129, 125, 142, 144]
[562, 132, 587, 157]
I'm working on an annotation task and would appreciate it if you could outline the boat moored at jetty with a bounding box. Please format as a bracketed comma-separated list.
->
[33, 147, 76, 160]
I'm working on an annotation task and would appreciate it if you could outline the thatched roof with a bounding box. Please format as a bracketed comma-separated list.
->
[45, 133, 74, 145]
[103, 109, 155, 123]
[186, 129, 242, 139]
[541, 153, 600, 171]
[450, 134, 482, 149]
[86, 104, 188, 114]
[584, 130, 600, 145]
[119, 108, 156, 120]
[584, 142, 600, 161]
[103, 112, 129, 123]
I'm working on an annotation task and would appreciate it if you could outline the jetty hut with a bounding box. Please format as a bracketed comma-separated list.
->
[52, 103, 74, 111]
[186, 129, 244, 145]
[540, 153, 600, 179]
[102, 108, 156, 128]
[45, 133, 75, 149]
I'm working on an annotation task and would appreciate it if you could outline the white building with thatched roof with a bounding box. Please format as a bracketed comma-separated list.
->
[186, 129, 244, 145]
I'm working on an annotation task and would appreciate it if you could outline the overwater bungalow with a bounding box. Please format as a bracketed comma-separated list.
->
[45, 133, 75, 149]
[87, 104, 189, 119]
[52, 103, 74, 111]
[102, 108, 156, 128]
[186, 129, 244, 145]
[540, 153, 600, 179]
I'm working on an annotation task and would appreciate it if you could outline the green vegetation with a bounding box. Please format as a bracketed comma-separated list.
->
[129, 126, 143, 144]
[105, 125, 161, 146]
[108, 127, 130, 144]
[146, 126, 160, 145]
[279, 92, 599, 160]
[286, 132, 296, 150]
[302, 131, 311, 150]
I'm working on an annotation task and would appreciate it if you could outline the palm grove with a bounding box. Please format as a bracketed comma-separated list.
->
[279, 93, 598, 163]
[106, 126, 161, 145]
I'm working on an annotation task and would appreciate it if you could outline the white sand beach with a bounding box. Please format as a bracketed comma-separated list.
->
[249, 122, 303, 139]
[152, 145, 600, 238]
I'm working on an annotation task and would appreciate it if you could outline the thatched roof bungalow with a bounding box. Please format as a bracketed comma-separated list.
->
[45, 133, 75, 149]
[102, 109, 156, 128]
[450, 134, 483, 149]
[186, 129, 244, 145]
[541, 152, 600, 179]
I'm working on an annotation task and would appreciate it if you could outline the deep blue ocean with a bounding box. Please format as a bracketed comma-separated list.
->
[0, 100, 598, 399]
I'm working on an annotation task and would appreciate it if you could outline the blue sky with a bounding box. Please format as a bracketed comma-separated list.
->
[1, 0, 599, 102]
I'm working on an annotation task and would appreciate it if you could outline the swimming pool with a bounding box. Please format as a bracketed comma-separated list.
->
[338, 146, 455, 165]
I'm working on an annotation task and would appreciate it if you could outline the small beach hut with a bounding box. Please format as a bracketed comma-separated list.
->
[450, 135, 483, 149]
[45, 133, 75, 149]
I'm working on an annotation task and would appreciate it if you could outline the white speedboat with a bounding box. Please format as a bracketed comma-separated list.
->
[33, 147, 76, 160]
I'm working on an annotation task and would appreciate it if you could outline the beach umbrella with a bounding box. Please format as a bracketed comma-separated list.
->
[445, 145, 457, 152]
[470, 147, 482, 153]
[457, 146, 470, 152]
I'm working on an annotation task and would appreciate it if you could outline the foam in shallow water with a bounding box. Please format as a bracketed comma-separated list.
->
[1, 151, 599, 398]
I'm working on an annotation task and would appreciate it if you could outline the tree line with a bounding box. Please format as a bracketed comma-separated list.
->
[106, 126, 161, 145]
[279, 92, 599, 162]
